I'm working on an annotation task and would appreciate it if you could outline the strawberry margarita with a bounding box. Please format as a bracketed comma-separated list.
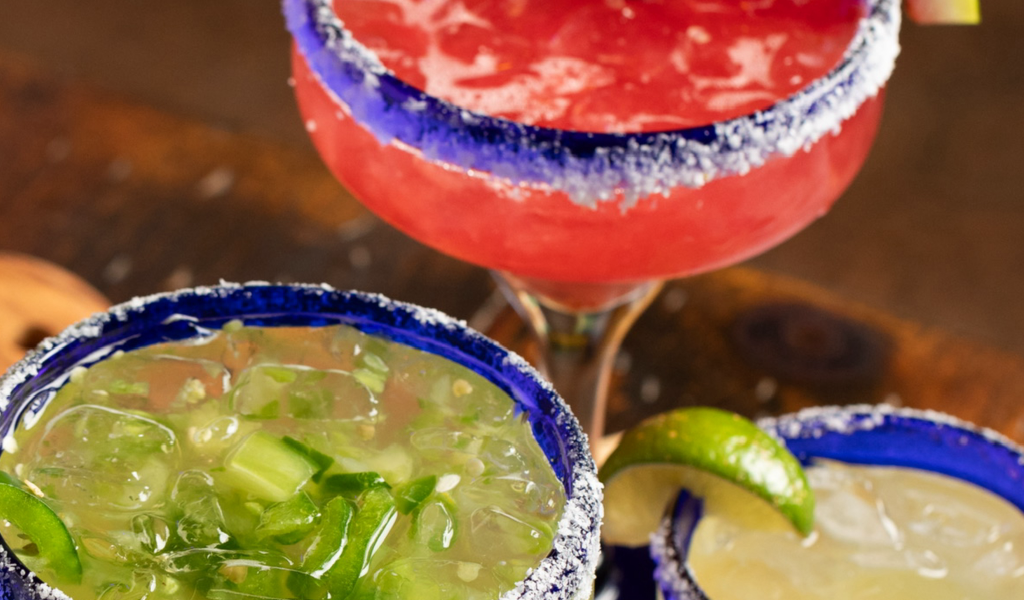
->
[285, 0, 899, 286]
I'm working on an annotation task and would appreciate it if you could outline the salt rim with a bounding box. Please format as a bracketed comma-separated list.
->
[0, 283, 601, 600]
[650, 515, 705, 600]
[649, 404, 1024, 600]
[755, 403, 1024, 455]
[283, 0, 901, 208]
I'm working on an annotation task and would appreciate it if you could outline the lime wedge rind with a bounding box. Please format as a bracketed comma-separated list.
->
[598, 407, 814, 545]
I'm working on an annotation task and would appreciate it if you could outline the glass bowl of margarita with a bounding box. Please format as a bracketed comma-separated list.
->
[0, 284, 601, 600]
[283, 0, 903, 440]
[652, 405, 1024, 599]
[283, 0, 900, 286]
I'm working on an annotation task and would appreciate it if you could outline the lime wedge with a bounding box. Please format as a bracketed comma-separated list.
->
[598, 407, 814, 546]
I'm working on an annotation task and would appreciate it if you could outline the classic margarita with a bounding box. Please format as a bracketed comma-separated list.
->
[287, 0, 898, 283]
[650, 407, 1024, 600]
[0, 287, 600, 600]
[681, 462, 1024, 599]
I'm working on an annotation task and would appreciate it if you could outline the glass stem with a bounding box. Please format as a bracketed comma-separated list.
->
[494, 273, 662, 440]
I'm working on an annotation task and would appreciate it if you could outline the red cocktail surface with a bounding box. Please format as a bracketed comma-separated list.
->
[290, 0, 892, 283]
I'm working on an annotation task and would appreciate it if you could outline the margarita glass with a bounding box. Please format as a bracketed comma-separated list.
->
[282, 0, 901, 438]
[0, 284, 601, 600]
[652, 405, 1024, 599]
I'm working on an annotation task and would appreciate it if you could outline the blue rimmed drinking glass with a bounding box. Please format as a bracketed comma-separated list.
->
[0, 283, 601, 600]
[281, 0, 902, 440]
[651, 405, 1024, 600]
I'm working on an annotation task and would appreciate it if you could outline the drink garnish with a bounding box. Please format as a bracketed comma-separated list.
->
[598, 407, 813, 546]
[0, 474, 82, 584]
[325, 486, 398, 598]
[907, 0, 980, 24]
[394, 474, 438, 515]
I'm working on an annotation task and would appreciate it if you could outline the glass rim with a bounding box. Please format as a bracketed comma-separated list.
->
[0, 282, 602, 600]
[650, 404, 1024, 600]
[758, 404, 1024, 509]
[283, 0, 901, 207]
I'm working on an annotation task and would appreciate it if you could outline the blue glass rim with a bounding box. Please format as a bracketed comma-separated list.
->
[282, 0, 901, 205]
[0, 283, 602, 600]
[652, 404, 1024, 600]
[760, 405, 1024, 511]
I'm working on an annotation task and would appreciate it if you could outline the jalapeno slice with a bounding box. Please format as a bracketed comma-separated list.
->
[0, 479, 82, 585]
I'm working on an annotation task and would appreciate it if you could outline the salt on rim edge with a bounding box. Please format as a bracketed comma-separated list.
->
[0, 283, 601, 600]
[649, 404, 1024, 600]
[756, 403, 1024, 456]
[283, 0, 901, 208]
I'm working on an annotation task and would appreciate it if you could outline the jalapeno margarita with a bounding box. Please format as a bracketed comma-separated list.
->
[0, 285, 600, 600]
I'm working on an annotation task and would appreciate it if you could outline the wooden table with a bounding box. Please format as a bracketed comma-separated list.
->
[3, 50, 1023, 442]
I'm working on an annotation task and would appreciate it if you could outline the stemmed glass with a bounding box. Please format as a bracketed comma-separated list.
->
[282, 0, 901, 440]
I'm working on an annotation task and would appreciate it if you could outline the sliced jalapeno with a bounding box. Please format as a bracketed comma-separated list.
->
[0, 479, 82, 584]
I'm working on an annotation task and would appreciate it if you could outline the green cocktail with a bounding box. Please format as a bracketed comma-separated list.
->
[0, 285, 600, 600]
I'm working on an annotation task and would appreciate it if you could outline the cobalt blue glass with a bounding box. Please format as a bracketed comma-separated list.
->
[0, 283, 601, 600]
[651, 405, 1024, 600]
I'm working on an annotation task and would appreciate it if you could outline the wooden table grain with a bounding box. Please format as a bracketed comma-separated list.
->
[2, 50, 1023, 442]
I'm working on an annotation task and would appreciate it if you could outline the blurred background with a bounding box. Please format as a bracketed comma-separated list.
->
[1, 0, 1022, 355]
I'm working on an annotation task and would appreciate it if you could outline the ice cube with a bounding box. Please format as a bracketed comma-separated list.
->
[901, 488, 1006, 549]
[206, 555, 300, 600]
[132, 514, 172, 554]
[409, 428, 481, 459]
[189, 412, 254, 457]
[158, 548, 286, 576]
[412, 497, 458, 552]
[34, 403, 177, 459]
[24, 405, 176, 510]
[370, 558, 504, 600]
[361, 444, 415, 484]
[811, 466, 902, 548]
[469, 505, 553, 560]
[478, 438, 527, 474]
[458, 474, 561, 518]
[229, 365, 378, 421]
[79, 353, 231, 412]
[95, 571, 158, 600]
[171, 470, 229, 546]
[971, 538, 1024, 580]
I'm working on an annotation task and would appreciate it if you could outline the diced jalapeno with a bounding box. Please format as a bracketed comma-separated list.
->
[291, 496, 354, 598]
[282, 436, 334, 483]
[256, 491, 319, 544]
[327, 486, 397, 598]
[393, 475, 437, 515]
[320, 472, 390, 498]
